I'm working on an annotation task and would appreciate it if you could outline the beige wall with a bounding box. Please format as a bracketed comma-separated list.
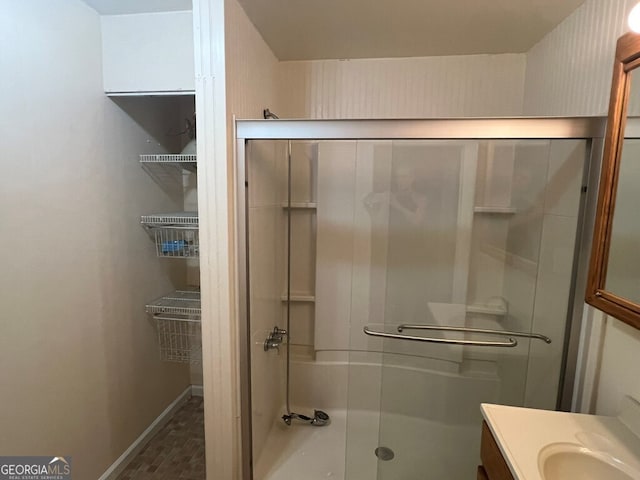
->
[278, 54, 526, 119]
[225, 0, 281, 121]
[522, 0, 640, 415]
[524, 0, 636, 116]
[227, 0, 525, 121]
[223, 0, 283, 471]
[0, 2, 191, 478]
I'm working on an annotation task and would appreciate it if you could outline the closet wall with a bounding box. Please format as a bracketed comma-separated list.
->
[0, 2, 190, 478]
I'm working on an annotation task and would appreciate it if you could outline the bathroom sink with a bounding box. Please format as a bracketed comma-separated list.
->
[538, 443, 640, 480]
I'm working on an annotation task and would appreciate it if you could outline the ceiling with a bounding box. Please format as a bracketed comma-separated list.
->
[81, 0, 587, 61]
[236, 0, 586, 60]
[82, 0, 192, 15]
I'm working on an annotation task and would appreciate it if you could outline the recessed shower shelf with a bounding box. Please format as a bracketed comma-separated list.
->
[473, 206, 517, 214]
[281, 202, 317, 210]
[280, 294, 316, 302]
[141, 212, 199, 258]
[466, 304, 507, 316]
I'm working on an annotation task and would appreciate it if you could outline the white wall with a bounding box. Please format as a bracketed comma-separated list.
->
[522, 0, 640, 416]
[278, 54, 526, 118]
[0, 1, 191, 479]
[101, 11, 195, 94]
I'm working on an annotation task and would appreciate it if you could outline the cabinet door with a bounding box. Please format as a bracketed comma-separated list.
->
[102, 11, 195, 94]
[480, 422, 515, 480]
[477, 466, 489, 480]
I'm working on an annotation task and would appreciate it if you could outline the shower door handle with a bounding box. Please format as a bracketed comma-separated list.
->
[397, 324, 551, 344]
[363, 326, 518, 347]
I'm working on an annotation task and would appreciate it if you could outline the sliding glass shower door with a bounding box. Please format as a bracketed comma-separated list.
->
[337, 139, 587, 479]
[241, 129, 590, 480]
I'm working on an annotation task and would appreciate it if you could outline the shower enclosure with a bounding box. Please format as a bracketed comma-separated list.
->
[235, 118, 604, 480]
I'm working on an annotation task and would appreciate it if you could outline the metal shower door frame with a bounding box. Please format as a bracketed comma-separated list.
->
[235, 117, 609, 480]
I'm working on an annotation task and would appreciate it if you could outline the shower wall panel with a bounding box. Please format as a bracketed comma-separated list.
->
[315, 142, 358, 352]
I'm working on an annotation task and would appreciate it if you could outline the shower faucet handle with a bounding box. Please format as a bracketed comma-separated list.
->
[264, 326, 286, 352]
[272, 327, 287, 337]
[264, 340, 280, 353]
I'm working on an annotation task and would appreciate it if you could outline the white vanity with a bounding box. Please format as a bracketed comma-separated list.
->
[479, 398, 640, 479]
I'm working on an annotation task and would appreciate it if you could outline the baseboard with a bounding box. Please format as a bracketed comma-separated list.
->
[98, 385, 193, 480]
[191, 384, 203, 397]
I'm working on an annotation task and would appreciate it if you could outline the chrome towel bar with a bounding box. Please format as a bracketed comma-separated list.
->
[397, 324, 552, 344]
[363, 326, 517, 347]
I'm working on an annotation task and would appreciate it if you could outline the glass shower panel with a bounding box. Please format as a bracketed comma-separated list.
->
[244, 135, 587, 480]
[340, 139, 586, 480]
[245, 139, 289, 480]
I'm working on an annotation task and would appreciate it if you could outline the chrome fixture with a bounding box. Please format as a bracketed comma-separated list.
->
[363, 324, 552, 347]
[364, 325, 518, 347]
[263, 108, 279, 120]
[375, 446, 395, 461]
[397, 324, 552, 344]
[264, 326, 287, 352]
[282, 409, 331, 427]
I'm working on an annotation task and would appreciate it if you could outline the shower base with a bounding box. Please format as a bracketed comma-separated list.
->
[254, 409, 480, 480]
[255, 409, 350, 480]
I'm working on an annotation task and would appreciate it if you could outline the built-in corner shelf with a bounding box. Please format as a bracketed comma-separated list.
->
[141, 212, 199, 258]
[473, 206, 517, 214]
[281, 202, 317, 210]
[466, 304, 507, 316]
[280, 294, 316, 303]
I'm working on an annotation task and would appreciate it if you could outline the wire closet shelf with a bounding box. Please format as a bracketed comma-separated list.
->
[146, 290, 202, 364]
[141, 212, 199, 258]
[139, 153, 197, 171]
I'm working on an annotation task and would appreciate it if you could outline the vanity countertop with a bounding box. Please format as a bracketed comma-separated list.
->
[481, 400, 640, 480]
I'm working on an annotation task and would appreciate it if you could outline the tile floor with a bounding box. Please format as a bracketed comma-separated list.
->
[116, 395, 205, 480]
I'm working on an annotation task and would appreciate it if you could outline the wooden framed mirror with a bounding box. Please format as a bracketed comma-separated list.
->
[587, 32, 640, 329]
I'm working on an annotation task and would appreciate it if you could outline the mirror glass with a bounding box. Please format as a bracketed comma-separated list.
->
[605, 71, 640, 303]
